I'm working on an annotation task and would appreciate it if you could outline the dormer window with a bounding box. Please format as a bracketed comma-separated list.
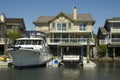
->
[57, 23, 66, 31]
[79, 23, 86, 31]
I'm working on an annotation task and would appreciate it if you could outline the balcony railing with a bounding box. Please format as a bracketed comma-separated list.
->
[111, 28, 120, 33]
[99, 38, 120, 45]
[99, 39, 110, 44]
[47, 38, 94, 45]
[112, 38, 120, 44]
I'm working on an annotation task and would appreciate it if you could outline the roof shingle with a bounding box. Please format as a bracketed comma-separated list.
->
[33, 13, 95, 24]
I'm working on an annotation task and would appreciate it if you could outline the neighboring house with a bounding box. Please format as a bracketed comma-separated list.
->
[6, 18, 26, 32]
[33, 7, 95, 58]
[97, 17, 120, 57]
[0, 13, 6, 55]
[0, 13, 26, 55]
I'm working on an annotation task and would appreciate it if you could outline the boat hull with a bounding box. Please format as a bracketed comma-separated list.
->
[7, 48, 52, 67]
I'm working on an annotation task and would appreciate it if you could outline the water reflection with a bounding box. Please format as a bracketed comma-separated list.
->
[0, 62, 120, 80]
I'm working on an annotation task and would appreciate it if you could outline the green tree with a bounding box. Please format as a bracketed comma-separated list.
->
[97, 44, 107, 57]
[93, 33, 98, 45]
[7, 30, 22, 44]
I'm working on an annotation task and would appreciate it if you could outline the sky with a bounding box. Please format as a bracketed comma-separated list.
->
[0, 0, 120, 34]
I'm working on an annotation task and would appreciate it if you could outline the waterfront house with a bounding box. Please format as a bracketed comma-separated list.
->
[97, 17, 120, 58]
[0, 13, 26, 55]
[33, 7, 95, 60]
[0, 13, 6, 55]
[6, 18, 26, 32]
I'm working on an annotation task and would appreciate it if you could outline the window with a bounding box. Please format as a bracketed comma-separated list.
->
[79, 23, 86, 31]
[113, 23, 120, 29]
[68, 23, 71, 29]
[7, 25, 13, 29]
[57, 23, 66, 31]
[38, 40, 42, 45]
[25, 40, 31, 45]
[52, 23, 55, 30]
[57, 23, 61, 30]
[18, 40, 25, 45]
[62, 23, 66, 31]
[54, 34, 61, 42]
[32, 40, 37, 45]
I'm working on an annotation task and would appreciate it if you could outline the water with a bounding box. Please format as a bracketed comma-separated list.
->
[0, 62, 120, 80]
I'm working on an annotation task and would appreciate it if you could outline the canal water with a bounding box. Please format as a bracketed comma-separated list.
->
[0, 62, 120, 80]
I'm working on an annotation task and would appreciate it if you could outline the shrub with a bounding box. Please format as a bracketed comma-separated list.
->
[97, 44, 107, 57]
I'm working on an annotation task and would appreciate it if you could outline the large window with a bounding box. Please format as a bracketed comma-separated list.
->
[79, 23, 86, 31]
[16, 40, 42, 45]
[57, 23, 66, 31]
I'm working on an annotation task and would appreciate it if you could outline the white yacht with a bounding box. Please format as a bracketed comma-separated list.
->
[7, 31, 53, 67]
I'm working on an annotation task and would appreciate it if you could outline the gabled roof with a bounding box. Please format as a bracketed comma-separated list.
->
[48, 12, 73, 23]
[107, 17, 120, 21]
[97, 27, 108, 38]
[33, 12, 95, 24]
[6, 18, 25, 23]
[104, 17, 120, 29]
[6, 18, 26, 30]
[33, 16, 54, 23]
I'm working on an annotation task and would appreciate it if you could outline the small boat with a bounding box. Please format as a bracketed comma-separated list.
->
[7, 31, 53, 67]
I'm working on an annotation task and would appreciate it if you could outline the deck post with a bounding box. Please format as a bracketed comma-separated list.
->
[60, 47, 63, 57]
[113, 47, 115, 61]
[81, 47, 83, 63]
[87, 36, 90, 63]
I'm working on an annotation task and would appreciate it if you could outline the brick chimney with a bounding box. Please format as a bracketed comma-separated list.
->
[73, 6, 77, 20]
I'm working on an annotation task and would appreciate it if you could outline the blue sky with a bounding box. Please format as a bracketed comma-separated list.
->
[0, 0, 120, 34]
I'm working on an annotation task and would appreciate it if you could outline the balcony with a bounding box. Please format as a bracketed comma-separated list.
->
[111, 38, 120, 44]
[47, 38, 94, 46]
[111, 26, 120, 33]
[99, 38, 120, 45]
[0, 38, 9, 45]
[99, 39, 110, 45]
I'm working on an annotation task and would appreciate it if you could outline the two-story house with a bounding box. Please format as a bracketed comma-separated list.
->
[97, 17, 120, 58]
[0, 13, 26, 55]
[33, 7, 95, 59]
[6, 18, 26, 32]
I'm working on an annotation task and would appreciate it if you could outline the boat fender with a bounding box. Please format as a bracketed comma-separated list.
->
[53, 59, 59, 64]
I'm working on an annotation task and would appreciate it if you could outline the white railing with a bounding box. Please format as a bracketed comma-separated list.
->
[99, 39, 110, 44]
[63, 55, 80, 61]
[47, 38, 94, 45]
[111, 28, 120, 33]
[99, 38, 120, 45]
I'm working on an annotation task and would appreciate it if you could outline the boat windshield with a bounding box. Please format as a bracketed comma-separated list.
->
[16, 40, 43, 45]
